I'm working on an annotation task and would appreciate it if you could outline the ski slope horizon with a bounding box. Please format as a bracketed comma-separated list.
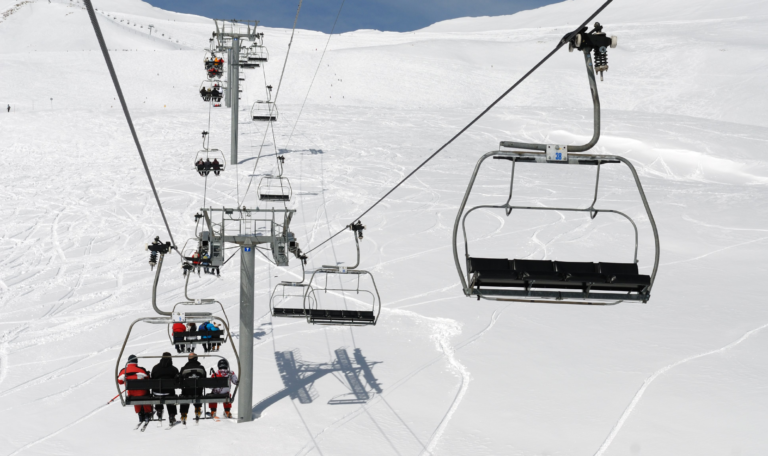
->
[1, 0, 768, 455]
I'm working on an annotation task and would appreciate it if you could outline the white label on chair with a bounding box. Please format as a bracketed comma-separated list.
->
[172, 312, 186, 322]
[546, 144, 568, 162]
[195, 299, 202, 305]
[339, 266, 348, 274]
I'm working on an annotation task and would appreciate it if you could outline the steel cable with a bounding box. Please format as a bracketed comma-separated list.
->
[83, 0, 179, 250]
[304, 0, 614, 255]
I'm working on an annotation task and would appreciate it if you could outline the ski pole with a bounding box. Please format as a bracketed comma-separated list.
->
[107, 391, 124, 404]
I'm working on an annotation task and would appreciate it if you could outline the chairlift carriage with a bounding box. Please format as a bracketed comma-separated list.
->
[251, 85, 277, 121]
[193, 149, 226, 177]
[452, 23, 660, 306]
[115, 317, 239, 408]
[199, 80, 224, 103]
[271, 222, 381, 325]
[115, 244, 240, 408]
[247, 34, 268, 62]
[257, 176, 292, 202]
[270, 260, 317, 318]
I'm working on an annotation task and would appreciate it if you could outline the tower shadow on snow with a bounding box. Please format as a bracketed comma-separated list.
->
[252, 347, 381, 418]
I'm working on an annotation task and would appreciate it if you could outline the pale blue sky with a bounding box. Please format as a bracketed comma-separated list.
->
[144, 0, 561, 33]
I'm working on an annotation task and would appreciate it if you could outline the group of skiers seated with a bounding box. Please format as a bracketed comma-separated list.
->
[200, 84, 223, 102]
[195, 158, 222, 176]
[172, 321, 223, 353]
[185, 250, 220, 276]
[117, 352, 238, 426]
[204, 56, 224, 70]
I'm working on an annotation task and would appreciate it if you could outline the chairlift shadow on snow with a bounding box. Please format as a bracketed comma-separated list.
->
[252, 347, 382, 418]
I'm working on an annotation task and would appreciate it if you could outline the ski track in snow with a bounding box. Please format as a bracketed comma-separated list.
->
[593, 321, 768, 456]
[7, 402, 110, 456]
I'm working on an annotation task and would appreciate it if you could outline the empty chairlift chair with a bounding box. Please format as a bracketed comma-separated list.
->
[270, 261, 316, 319]
[251, 100, 278, 121]
[303, 223, 381, 325]
[452, 23, 659, 305]
[257, 176, 292, 202]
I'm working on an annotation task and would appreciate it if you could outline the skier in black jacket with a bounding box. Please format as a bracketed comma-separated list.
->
[179, 352, 206, 424]
[151, 352, 180, 426]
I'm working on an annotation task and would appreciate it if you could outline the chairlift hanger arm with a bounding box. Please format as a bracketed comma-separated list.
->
[500, 49, 601, 152]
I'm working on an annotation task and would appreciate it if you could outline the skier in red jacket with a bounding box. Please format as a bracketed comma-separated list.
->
[172, 322, 187, 353]
[117, 354, 153, 423]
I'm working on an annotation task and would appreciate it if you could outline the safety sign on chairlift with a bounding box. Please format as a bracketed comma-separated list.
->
[244, 247, 252, 252]
[172, 312, 186, 322]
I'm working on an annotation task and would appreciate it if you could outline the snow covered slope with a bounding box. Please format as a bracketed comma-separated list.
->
[1, 0, 768, 455]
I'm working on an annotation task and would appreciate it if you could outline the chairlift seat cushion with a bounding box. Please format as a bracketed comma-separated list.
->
[467, 257, 650, 294]
[259, 194, 290, 201]
[272, 307, 308, 317]
[512, 259, 560, 282]
[555, 261, 605, 283]
[308, 309, 375, 323]
[468, 257, 509, 273]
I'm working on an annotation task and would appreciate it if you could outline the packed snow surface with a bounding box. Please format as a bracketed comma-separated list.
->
[1, 0, 768, 454]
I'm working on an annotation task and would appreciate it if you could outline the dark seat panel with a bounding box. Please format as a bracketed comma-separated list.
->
[598, 262, 639, 275]
[467, 257, 510, 273]
[308, 309, 375, 321]
[273, 307, 307, 317]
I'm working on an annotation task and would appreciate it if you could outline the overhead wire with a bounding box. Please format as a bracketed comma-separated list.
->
[82, 0, 179, 251]
[284, 0, 346, 151]
[240, 0, 304, 206]
[304, 0, 614, 255]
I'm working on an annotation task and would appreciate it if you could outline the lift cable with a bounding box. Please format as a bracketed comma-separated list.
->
[239, 0, 304, 206]
[83, 0, 179, 250]
[284, 0, 346, 151]
[304, 0, 614, 255]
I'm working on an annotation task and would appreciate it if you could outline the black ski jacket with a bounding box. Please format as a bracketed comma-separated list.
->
[151, 357, 179, 395]
[180, 359, 207, 395]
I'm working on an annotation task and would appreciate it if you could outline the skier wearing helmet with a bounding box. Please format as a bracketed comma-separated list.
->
[117, 354, 153, 424]
[208, 358, 238, 419]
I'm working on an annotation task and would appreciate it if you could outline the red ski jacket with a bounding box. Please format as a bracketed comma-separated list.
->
[118, 363, 150, 397]
[172, 323, 186, 334]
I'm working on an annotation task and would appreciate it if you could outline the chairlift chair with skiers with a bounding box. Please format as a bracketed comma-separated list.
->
[452, 23, 660, 306]
[199, 80, 224, 103]
[193, 149, 226, 177]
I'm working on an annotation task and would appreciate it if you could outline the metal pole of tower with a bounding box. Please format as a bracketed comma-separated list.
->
[237, 245, 255, 422]
[230, 38, 240, 164]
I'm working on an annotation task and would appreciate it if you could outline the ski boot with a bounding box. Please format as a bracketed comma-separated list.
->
[210, 411, 217, 420]
[157, 410, 163, 422]
[144, 410, 153, 423]
[181, 414, 187, 425]
[194, 408, 202, 422]
[224, 411, 233, 419]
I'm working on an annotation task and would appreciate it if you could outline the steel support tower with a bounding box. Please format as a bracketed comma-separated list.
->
[200, 206, 296, 423]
